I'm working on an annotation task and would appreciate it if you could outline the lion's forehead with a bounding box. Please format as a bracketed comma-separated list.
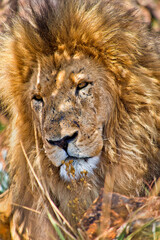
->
[31, 57, 102, 104]
[33, 55, 101, 89]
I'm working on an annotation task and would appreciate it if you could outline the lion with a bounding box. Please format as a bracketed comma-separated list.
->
[0, 0, 160, 239]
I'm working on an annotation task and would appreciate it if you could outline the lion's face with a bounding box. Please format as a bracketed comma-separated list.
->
[30, 56, 113, 181]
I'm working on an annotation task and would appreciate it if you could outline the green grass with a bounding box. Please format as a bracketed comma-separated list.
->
[117, 219, 160, 240]
[0, 164, 9, 194]
[0, 122, 5, 131]
[0, 120, 9, 193]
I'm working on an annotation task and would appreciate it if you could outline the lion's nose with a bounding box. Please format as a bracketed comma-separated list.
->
[46, 131, 78, 152]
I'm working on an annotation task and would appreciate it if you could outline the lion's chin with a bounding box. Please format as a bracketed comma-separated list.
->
[59, 156, 100, 181]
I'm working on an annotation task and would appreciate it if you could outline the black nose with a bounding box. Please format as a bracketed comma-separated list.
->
[47, 131, 78, 152]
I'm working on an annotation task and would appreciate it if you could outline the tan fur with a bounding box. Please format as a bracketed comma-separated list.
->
[0, 0, 160, 239]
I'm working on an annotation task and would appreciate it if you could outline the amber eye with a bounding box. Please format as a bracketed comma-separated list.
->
[32, 95, 44, 104]
[77, 82, 89, 91]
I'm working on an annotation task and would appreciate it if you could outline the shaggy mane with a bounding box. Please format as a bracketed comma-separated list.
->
[0, 0, 160, 239]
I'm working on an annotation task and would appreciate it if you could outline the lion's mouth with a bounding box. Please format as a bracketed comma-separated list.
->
[59, 155, 100, 181]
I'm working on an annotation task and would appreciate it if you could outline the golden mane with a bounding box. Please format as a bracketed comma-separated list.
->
[0, 0, 160, 238]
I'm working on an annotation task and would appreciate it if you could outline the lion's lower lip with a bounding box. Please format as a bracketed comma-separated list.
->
[60, 156, 88, 166]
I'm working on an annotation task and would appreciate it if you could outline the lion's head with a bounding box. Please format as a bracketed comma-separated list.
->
[0, 0, 160, 238]
[31, 56, 112, 181]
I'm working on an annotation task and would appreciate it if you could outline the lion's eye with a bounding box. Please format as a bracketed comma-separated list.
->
[32, 95, 44, 104]
[77, 82, 89, 91]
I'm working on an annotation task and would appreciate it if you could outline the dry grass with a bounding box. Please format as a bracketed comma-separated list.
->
[20, 135, 160, 239]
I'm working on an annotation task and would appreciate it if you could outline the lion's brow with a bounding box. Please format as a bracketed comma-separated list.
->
[69, 72, 86, 84]
[56, 70, 66, 89]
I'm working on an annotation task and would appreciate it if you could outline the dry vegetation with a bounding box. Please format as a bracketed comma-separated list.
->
[0, 0, 160, 240]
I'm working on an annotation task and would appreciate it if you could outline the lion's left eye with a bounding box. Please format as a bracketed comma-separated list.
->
[77, 82, 89, 91]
